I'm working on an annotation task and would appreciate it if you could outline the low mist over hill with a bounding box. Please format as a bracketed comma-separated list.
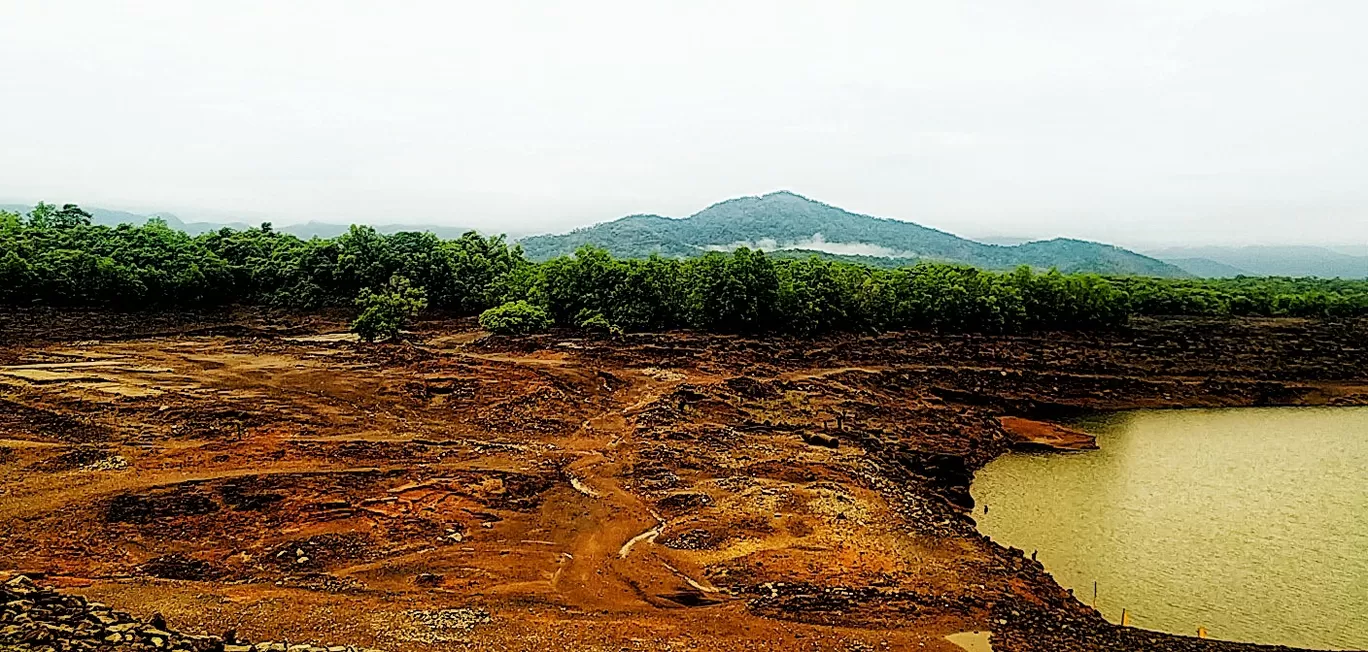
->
[520, 192, 1187, 277]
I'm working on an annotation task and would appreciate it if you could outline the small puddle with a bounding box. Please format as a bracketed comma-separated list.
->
[945, 631, 993, 652]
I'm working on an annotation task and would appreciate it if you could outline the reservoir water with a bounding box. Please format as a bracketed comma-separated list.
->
[971, 407, 1368, 650]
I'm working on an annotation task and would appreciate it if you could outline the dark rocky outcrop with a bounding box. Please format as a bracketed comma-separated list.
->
[0, 574, 371, 652]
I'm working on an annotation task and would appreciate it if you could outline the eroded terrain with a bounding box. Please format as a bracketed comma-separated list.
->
[2, 309, 1365, 651]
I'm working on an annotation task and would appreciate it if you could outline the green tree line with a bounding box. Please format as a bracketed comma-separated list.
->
[3, 204, 1367, 337]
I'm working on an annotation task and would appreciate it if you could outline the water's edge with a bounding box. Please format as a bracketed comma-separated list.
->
[969, 407, 1368, 651]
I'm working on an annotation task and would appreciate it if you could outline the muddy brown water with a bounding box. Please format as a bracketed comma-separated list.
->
[972, 407, 1368, 650]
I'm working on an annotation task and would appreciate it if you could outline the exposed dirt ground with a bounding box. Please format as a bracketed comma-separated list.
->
[1, 309, 1365, 651]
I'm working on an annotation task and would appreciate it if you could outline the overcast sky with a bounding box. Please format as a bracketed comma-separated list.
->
[3, 1, 1366, 247]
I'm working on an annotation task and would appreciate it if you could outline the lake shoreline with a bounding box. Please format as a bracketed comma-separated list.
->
[970, 405, 1368, 652]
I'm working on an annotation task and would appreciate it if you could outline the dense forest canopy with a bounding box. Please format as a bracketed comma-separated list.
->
[3, 204, 1367, 337]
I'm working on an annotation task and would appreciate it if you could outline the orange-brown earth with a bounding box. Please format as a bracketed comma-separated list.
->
[1, 309, 1365, 651]
[996, 418, 1097, 451]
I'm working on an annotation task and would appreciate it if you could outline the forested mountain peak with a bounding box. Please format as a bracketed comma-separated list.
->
[518, 192, 1187, 277]
[693, 190, 835, 213]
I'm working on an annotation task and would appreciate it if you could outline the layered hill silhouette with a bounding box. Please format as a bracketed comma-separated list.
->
[1150, 245, 1368, 279]
[520, 191, 1188, 277]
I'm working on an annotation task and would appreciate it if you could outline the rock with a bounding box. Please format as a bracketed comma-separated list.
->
[147, 611, 168, 630]
[414, 573, 444, 587]
[801, 432, 840, 449]
[4, 576, 35, 590]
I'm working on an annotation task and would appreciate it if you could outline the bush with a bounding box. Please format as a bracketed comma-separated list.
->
[578, 311, 622, 336]
[351, 275, 428, 342]
[479, 300, 552, 335]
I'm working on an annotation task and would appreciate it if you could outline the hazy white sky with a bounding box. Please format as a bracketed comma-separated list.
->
[2, 1, 1366, 246]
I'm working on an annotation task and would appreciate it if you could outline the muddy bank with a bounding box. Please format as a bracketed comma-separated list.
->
[997, 417, 1097, 451]
[0, 310, 1364, 650]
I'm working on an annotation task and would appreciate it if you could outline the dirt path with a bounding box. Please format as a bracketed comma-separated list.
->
[537, 367, 718, 611]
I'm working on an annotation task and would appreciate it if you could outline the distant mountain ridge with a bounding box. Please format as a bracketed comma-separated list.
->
[1150, 245, 1368, 279]
[520, 191, 1188, 277]
[0, 204, 486, 241]
[1159, 257, 1251, 279]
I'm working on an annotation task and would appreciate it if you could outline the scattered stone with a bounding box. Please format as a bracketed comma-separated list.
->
[0, 575, 372, 652]
[140, 554, 223, 581]
[380, 608, 492, 644]
[87, 454, 131, 471]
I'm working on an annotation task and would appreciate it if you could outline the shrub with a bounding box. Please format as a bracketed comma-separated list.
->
[351, 275, 428, 342]
[578, 311, 622, 336]
[479, 300, 552, 335]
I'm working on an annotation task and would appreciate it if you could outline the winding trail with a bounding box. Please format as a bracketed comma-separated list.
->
[534, 365, 726, 610]
[618, 523, 664, 559]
